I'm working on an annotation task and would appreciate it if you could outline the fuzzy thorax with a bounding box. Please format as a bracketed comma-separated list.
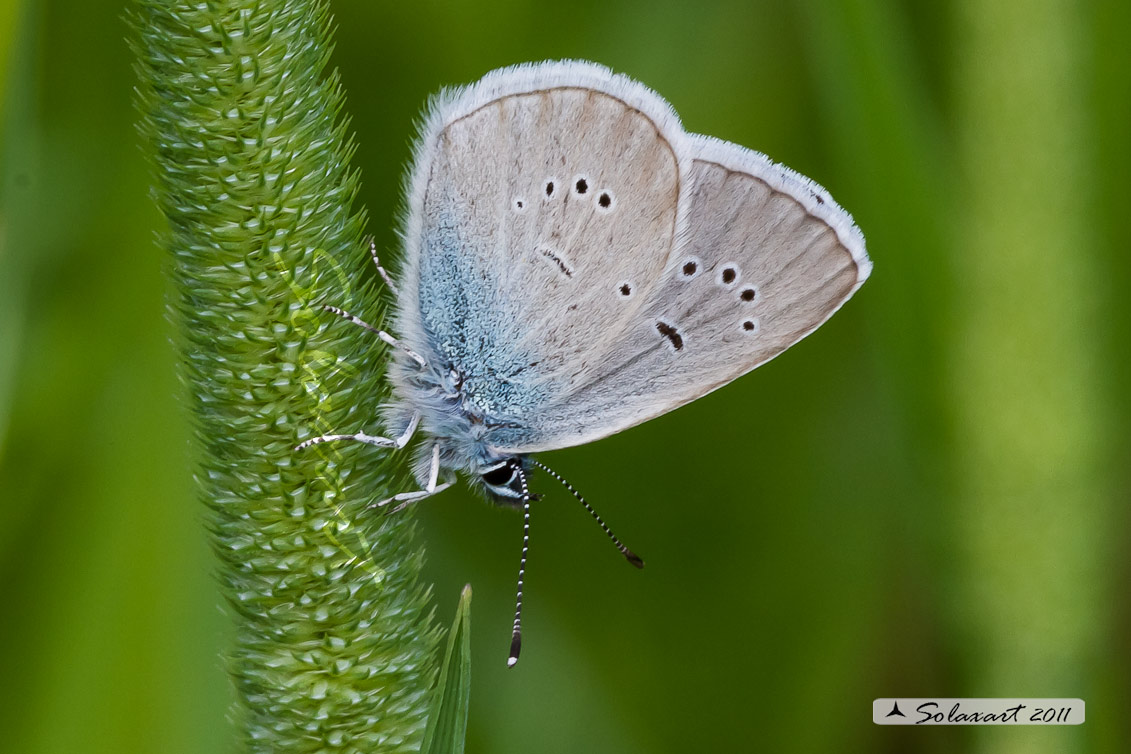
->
[383, 347, 522, 491]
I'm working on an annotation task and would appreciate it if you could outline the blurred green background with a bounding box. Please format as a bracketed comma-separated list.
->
[2, 0, 1129, 752]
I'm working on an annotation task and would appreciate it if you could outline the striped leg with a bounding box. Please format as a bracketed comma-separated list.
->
[374, 444, 451, 513]
[295, 412, 420, 452]
[368, 237, 399, 298]
[321, 305, 427, 368]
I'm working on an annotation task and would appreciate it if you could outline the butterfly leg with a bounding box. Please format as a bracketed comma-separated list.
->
[295, 411, 420, 452]
[374, 444, 452, 513]
[368, 236, 399, 298]
[321, 305, 428, 368]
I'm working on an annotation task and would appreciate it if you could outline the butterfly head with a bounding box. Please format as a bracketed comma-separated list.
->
[477, 456, 540, 505]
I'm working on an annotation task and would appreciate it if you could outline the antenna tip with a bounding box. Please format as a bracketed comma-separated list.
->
[624, 549, 645, 569]
[507, 633, 522, 668]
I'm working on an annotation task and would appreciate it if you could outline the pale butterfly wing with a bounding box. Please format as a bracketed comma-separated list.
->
[394, 61, 869, 455]
[484, 130, 870, 454]
[394, 62, 689, 429]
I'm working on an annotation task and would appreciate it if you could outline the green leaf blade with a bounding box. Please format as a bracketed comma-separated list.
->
[421, 585, 473, 754]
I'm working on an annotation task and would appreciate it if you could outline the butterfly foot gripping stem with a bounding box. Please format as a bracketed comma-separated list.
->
[372, 443, 451, 514]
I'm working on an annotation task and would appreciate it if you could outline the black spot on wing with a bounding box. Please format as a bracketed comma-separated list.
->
[655, 321, 683, 351]
[539, 247, 573, 278]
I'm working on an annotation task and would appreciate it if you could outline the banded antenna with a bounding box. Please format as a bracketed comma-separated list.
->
[508, 465, 533, 668]
[506, 461, 644, 668]
[530, 459, 644, 569]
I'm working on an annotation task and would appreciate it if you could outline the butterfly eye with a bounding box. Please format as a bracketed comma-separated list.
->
[482, 464, 516, 487]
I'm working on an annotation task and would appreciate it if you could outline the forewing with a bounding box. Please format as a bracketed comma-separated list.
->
[491, 134, 871, 453]
[396, 62, 687, 425]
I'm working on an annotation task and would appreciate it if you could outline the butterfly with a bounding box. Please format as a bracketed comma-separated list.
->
[298, 61, 870, 666]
